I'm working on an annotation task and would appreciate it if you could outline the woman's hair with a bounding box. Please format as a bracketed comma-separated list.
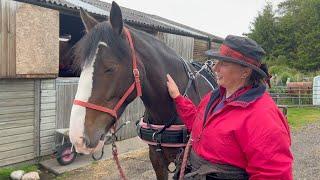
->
[243, 64, 271, 87]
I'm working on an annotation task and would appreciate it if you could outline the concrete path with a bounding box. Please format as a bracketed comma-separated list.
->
[40, 137, 148, 175]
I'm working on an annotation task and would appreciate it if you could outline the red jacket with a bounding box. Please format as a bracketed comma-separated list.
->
[174, 85, 293, 180]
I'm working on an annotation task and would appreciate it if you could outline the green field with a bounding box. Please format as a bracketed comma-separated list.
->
[287, 107, 320, 129]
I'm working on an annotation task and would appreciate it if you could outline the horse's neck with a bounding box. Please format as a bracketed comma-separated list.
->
[131, 29, 198, 125]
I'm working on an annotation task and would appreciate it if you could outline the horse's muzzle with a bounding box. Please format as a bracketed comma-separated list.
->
[75, 141, 105, 155]
[71, 135, 105, 155]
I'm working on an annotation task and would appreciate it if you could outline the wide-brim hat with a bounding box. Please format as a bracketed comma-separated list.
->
[205, 35, 267, 77]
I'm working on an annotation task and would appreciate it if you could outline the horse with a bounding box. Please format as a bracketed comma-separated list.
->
[68, 2, 216, 179]
[59, 35, 79, 77]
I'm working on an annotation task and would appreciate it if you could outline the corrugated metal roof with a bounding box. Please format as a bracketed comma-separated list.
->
[65, 0, 109, 15]
[14, 0, 223, 41]
[148, 14, 223, 42]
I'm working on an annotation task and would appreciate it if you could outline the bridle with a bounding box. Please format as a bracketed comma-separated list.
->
[72, 26, 214, 123]
[72, 27, 141, 180]
[73, 27, 142, 119]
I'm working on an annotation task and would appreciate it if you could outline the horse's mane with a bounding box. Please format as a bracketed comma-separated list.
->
[129, 27, 185, 66]
[72, 21, 182, 72]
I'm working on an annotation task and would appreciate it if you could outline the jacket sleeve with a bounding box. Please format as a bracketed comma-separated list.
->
[238, 109, 293, 180]
[173, 95, 197, 130]
[173, 92, 211, 131]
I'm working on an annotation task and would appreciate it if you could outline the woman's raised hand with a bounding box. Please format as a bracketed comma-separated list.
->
[166, 74, 181, 99]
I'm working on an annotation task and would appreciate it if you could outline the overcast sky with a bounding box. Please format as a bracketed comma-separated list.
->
[101, 0, 284, 38]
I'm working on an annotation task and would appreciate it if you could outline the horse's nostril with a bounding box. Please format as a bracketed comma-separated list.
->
[100, 134, 106, 141]
[83, 135, 91, 147]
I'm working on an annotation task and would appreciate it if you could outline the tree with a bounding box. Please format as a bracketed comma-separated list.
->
[247, 2, 278, 58]
[247, 0, 320, 72]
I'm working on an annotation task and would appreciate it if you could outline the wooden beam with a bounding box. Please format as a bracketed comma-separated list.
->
[34, 79, 41, 157]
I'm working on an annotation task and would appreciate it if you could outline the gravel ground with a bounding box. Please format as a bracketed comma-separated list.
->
[292, 122, 320, 179]
[52, 122, 320, 180]
[55, 149, 156, 180]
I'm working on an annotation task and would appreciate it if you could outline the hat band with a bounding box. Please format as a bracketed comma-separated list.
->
[220, 44, 261, 67]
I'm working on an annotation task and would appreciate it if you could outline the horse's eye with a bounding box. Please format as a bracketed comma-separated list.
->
[104, 67, 114, 74]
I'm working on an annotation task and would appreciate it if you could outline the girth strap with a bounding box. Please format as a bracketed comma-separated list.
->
[138, 126, 188, 144]
[137, 118, 189, 148]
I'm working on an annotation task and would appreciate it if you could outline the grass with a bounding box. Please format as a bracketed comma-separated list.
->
[0, 165, 38, 180]
[287, 107, 320, 129]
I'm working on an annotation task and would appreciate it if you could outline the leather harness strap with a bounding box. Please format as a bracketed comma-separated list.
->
[137, 118, 189, 148]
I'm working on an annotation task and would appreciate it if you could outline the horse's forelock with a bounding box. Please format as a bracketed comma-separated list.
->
[72, 22, 130, 72]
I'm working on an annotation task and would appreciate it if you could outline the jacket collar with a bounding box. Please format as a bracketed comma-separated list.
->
[212, 83, 266, 107]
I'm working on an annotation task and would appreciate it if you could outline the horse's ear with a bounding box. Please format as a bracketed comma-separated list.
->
[79, 8, 98, 33]
[110, 1, 123, 35]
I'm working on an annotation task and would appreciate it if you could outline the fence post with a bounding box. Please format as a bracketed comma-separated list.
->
[298, 88, 301, 107]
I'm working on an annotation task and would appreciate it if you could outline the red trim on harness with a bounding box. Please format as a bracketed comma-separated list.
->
[73, 27, 142, 119]
[138, 118, 188, 147]
[73, 100, 118, 118]
[114, 83, 136, 111]
[140, 140, 187, 147]
[220, 44, 261, 67]
[125, 27, 142, 97]
[139, 118, 186, 131]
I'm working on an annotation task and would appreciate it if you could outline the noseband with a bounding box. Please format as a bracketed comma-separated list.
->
[73, 27, 142, 119]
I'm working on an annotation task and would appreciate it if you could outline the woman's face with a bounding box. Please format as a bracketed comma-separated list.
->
[212, 60, 250, 90]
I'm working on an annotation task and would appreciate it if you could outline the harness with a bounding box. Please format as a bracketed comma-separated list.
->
[136, 59, 216, 152]
[137, 117, 189, 148]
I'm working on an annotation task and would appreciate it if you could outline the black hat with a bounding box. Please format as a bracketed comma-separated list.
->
[205, 35, 267, 77]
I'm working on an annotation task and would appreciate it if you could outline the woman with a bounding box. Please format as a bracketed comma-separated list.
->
[167, 35, 293, 179]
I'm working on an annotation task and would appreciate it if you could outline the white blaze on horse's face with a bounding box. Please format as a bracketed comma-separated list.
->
[69, 41, 108, 154]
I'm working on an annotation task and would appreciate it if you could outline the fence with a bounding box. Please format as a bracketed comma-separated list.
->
[269, 85, 320, 107]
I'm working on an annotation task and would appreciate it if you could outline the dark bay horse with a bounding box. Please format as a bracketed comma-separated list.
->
[59, 35, 81, 77]
[69, 2, 216, 179]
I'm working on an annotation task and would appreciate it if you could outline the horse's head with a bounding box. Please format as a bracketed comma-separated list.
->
[69, 2, 142, 154]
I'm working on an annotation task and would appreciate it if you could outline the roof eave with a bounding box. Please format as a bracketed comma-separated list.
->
[13, 0, 216, 41]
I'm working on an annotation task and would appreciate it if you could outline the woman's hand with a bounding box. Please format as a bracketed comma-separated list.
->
[166, 74, 181, 99]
